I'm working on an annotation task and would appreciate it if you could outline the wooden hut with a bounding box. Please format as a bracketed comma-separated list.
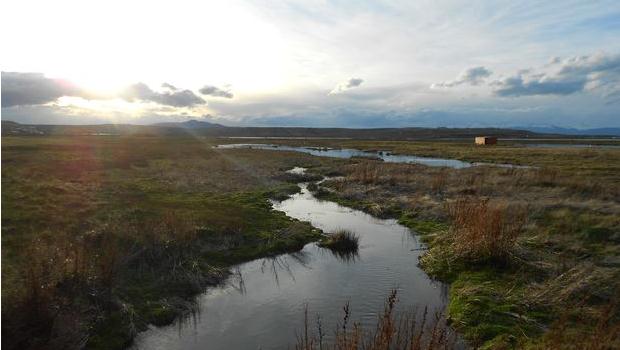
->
[475, 136, 497, 145]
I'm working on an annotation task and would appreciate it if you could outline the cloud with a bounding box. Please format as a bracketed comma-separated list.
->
[493, 53, 620, 97]
[1, 72, 91, 108]
[2, 72, 206, 108]
[120, 83, 205, 107]
[492, 75, 586, 96]
[431, 66, 492, 88]
[329, 78, 364, 94]
[199, 85, 234, 98]
[161, 82, 178, 91]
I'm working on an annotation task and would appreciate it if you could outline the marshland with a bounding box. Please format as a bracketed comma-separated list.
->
[2, 135, 619, 349]
[4, 1, 620, 348]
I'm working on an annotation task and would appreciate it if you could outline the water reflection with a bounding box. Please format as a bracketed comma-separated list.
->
[216, 143, 472, 168]
[216, 143, 536, 169]
[319, 245, 360, 263]
[133, 180, 450, 350]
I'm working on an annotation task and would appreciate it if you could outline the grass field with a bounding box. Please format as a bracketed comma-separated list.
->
[306, 141, 620, 349]
[2, 136, 619, 349]
[1, 135, 342, 349]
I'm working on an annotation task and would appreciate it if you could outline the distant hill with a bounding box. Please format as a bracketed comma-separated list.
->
[518, 126, 620, 137]
[154, 119, 224, 129]
[2, 120, 613, 140]
[1, 121, 46, 135]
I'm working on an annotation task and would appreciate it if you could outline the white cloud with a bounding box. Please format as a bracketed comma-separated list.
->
[120, 83, 205, 107]
[199, 85, 234, 98]
[2, 72, 207, 108]
[431, 67, 492, 88]
[493, 53, 620, 98]
[2, 1, 620, 127]
[329, 78, 364, 95]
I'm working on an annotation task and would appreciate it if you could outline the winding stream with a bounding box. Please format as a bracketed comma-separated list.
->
[215, 143, 532, 169]
[133, 179, 452, 349]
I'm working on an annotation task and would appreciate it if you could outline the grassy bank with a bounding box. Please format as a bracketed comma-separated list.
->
[1, 136, 340, 349]
[309, 145, 620, 349]
[4, 137, 619, 349]
[241, 138, 620, 186]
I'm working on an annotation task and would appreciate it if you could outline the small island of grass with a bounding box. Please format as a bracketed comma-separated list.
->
[318, 229, 360, 252]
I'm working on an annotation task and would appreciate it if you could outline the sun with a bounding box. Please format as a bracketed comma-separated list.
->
[44, 1, 289, 97]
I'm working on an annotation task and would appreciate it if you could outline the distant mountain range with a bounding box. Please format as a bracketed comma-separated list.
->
[2, 120, 619, 139]
[516, 126, 620, 136]
[153, 120, 620, 137]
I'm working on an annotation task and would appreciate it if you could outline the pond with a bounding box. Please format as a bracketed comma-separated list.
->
[132, 181, 453, 349]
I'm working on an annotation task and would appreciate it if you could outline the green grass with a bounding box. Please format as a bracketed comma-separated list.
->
[1, 136, 332, 349]
[447, 269, 547, 349]
[309, 143, 620, 349]
[254, 138, 620, 188]
[4, 136, 619, 349]
[398, 213, 449, 237]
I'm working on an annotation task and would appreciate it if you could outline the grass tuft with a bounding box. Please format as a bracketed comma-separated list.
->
[318, 229, 360, 252]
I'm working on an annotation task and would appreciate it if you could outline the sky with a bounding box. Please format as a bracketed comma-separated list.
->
[2, 0, 620, 128]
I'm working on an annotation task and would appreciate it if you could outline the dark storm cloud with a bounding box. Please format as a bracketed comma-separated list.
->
[1, 72, 88, 107]
[199, 85, 234, 98]
[493, 53, 620, 97]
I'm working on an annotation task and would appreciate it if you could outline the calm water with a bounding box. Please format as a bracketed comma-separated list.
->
[132, 183, 449, 350]
[216, 143, 472, 168]
[215, 143, 532, 169]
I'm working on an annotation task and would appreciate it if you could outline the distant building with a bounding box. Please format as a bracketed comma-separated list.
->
[475, 136, 497, 145]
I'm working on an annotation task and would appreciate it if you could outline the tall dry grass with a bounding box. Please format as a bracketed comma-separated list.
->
[430, 170, 448, 194]
[2, 211, 212, 350]
[537, 301, 620, 349]
[446, 197, 527, 263]
[348, 162, 382, 184]
[296, 290, 457, 350]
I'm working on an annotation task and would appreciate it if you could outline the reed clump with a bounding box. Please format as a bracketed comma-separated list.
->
[447, 197, 527, 263]
[296, 290, 457, 350]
